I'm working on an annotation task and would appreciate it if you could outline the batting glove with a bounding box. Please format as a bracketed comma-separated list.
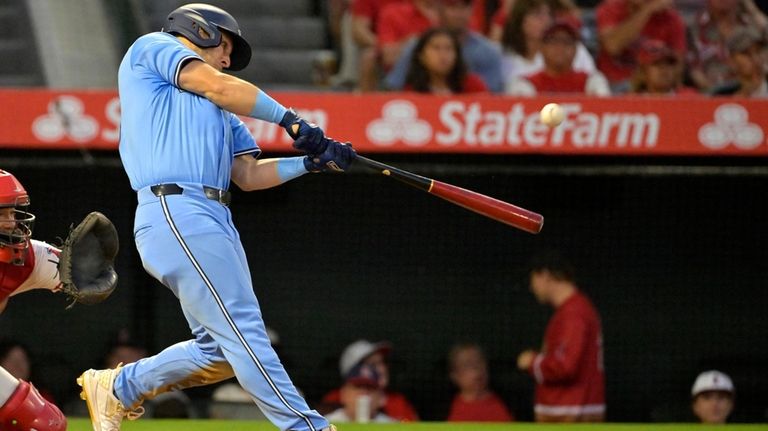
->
[304, 139, 356, 173]
[280, 109, 327, 155]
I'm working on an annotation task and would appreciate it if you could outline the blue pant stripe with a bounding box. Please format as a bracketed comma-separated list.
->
[159, 196, 316, 431]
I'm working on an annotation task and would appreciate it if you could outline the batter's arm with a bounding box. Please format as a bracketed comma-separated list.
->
[177, 60, 262, 117]
[232, 156, 299, 191]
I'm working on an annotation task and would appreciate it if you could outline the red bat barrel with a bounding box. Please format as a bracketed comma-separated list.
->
[428, 180, 544, 234]
[356, 156, 544, 234]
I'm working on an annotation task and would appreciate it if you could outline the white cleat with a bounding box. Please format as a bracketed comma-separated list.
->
[323, 426, 338, 431]
[76, 364, 144, 431]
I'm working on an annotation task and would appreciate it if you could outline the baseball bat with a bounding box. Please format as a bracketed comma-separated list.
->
[355, 155, 544, 234]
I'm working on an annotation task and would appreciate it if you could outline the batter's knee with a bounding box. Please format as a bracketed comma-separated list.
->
[0, 380, 67, 431]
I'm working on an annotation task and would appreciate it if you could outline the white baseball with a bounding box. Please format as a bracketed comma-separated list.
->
[540, 103, 565, 127]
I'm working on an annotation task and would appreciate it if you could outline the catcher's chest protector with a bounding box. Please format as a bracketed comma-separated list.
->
[0, 248, 35, 301]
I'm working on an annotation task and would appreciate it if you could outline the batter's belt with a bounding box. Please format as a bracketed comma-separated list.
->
[150, 183, 231, 206]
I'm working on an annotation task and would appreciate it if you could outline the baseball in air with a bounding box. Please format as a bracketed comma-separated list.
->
[540, 103, 565, 127]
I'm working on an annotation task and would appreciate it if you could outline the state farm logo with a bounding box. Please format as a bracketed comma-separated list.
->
[698, 104, 763, 150]
[366, 100, 432, 146]
[365, 101, 659, 149]
[32, 95, 99, 142]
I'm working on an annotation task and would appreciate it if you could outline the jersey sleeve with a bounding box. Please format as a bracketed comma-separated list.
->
[12, 240, 61, 296]
[230, 113, 261, 158]
[531, 314, 589, 384]
[132, 32, 203, 88]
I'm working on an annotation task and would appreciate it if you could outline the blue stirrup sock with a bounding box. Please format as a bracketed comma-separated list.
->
[250, 90, 287, 123]
[277, 157, 309, 181]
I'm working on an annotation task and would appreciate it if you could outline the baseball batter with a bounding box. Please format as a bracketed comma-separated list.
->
[77, 3, 353, 431]
[0, 169, 67, 431]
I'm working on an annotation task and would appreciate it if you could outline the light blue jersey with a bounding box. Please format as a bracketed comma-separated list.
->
[115, 31, 328, 431]
[118, 32, 260, 191]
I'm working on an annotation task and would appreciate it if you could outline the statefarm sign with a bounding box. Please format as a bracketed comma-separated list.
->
[0, 89, 766, 155]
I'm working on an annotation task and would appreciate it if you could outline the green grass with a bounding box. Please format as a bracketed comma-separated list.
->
[65, 419, 768, 431]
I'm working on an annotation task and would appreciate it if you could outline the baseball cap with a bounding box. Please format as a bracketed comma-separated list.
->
[345, 363, 382, 388]
[542, 19, 581, 41]
[691, 370, 735, 397]
[636, 39, 678, 66]
[339, 339, 392, 377]
[727, 27, 767, 53]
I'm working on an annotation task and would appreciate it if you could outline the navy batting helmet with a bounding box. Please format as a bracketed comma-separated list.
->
[163, 3, 252, 71]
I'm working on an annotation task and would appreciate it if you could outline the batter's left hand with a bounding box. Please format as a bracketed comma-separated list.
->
[304, 139, 356, 173]
[517, 349, 537, 371]
[280, 109, 327, 154]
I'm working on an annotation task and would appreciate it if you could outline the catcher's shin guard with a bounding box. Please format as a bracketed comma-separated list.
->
[0, 379, 67, 431]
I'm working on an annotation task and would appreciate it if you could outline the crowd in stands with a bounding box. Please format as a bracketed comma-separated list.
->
[327, 0, 768, 97]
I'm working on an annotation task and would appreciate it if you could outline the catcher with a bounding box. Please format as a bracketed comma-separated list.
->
[0, 169, 119, 431]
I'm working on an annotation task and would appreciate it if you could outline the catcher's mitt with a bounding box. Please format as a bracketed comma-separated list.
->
[58, 211, 119, 308]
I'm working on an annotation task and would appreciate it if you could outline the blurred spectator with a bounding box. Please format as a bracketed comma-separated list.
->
[711, 27, 768, 97]
[325, 363, 395, 423]
[500, 0, 596, 86]
[0, 339, 57, 404]
[446, 343, 514, 422]
[404, 27, 489, 93]
[490, 0, 583, 42]
[631, 39, 700, 94]
[386, 0, 503, 92]
[691, 370, 735, 424]
[321, 340, 418, 421]
[378, 0, 441, 70]
[687, 0, 768, 91]
[516, 251, 605, 422]
[507, 20, 610, 95]
[595, 0, 686, 93]
[103, 339, 148, 369]
[336, 0, 405, 90]
[0, 340, 30, 383]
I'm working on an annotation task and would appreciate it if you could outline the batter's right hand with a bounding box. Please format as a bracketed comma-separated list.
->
[280, 109, 327, 155]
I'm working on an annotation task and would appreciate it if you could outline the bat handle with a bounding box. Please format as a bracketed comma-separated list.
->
[356, 155, 389, 172]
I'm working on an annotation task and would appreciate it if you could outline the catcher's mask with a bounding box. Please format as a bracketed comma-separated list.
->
[0, 170, 35, 266]
[163, 3, 252, 71]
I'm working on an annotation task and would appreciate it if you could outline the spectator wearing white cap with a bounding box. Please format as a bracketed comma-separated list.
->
[325, 363, 395, 423]
[691, 370, 735, 424]
[320, 340, 419, 421]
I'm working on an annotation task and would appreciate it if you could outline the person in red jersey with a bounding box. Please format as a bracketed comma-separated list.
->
[404, 27, 488, 94]
[595, 0, 686, 93]
[446, 343, 514, 422]
[507, 20, 610, 96]
[378, 0, 440, 69]
[517, 251, 605, 422]
[0, 169, 67, 431]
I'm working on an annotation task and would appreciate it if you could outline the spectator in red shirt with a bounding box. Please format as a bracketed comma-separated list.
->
[378, 0, 441, 70]
[500, 0, 596, 87]
[345, 0, 406, 90]
[507, 20, 611, 95]
[631, 39, 700, 95]
[321, 340, 419, 421]
[446, 343, 514, 422]
[516, 251, 605, 423]
[404, 27, 489, 94]
[687, 0, 768, 91]
[595, 0, 686, 93]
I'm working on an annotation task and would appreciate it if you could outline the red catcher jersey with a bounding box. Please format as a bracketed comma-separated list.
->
[0, 242, 35, 301]
[531, 290, 605, 417]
